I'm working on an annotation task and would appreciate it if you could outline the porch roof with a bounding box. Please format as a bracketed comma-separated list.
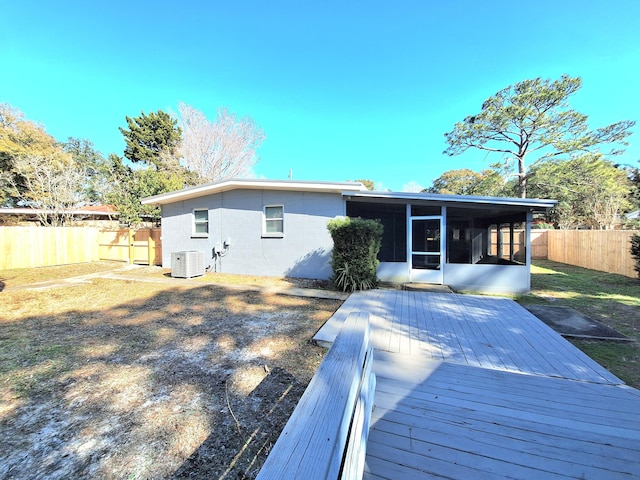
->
[344, 190, 556, 212]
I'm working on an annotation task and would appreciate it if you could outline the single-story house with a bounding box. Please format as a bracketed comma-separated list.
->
[627, 210, 639, 220]
[142, 178, 556, 293]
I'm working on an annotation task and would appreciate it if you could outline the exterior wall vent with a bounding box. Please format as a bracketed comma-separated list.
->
[171, 251, 205, 278]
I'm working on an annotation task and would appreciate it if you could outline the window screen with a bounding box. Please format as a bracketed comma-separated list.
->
[264, 205, 284, 234]
[346, 201, 406, 262]
[193, 209, 209, 236]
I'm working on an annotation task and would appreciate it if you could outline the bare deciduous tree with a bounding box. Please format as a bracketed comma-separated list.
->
[177, 103, 265, 183]
[12, 152, 85, 226]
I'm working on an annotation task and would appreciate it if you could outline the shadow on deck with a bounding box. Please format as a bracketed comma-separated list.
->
[313, 290, 640, 479]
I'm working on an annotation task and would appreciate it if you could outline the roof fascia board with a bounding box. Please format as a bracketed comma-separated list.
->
[343, 191, 557, 210]
[142, 179, 366, 205]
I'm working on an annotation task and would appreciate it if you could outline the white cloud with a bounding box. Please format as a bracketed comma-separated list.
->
[401, 181, 425, 193]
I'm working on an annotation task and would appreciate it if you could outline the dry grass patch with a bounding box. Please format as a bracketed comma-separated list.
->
[114, 266, 333, 290]
[0, 261, 123, 289]
[0, 266, 341, 479]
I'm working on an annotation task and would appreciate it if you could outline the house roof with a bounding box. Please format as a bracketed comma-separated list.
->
[141, 178, 368, 205]
[141, 178, 556, 211]
[344, 190, 557, 211]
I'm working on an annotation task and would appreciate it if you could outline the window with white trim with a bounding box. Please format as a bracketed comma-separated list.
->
[263, 205, 284, 236]
[192, 208, 209, 237]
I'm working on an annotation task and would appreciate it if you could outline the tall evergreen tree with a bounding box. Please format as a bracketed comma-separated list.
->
[110, 110, 195, 225]
[444, 75, 635, 198]
[119, 110, 182, 169]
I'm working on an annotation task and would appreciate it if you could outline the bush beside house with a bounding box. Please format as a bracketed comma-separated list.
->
[631, 234, 640, 279]
[327, 217, 383, 291]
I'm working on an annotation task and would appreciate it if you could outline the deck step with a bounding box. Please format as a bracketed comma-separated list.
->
[402, 283, 453, 293]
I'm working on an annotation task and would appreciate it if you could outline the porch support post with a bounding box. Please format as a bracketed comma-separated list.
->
[406, 203, 412, 281]
[526, 212, 532, 265]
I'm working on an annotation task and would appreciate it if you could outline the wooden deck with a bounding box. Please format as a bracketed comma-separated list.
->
[313, 290, 621, 384]
[312, 290, 640, 479]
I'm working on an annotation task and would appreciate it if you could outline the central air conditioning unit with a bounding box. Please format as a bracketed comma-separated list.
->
[171, 251, 205, 278]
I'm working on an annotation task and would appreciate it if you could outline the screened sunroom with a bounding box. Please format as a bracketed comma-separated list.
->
[344, 191, 555, 293]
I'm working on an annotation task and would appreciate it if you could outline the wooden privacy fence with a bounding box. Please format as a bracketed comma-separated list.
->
[98, 229, 162, 266]
[0, 226, 162, 270]
[0, 226, 99, 270]
[530, 229, 548, 259]
[546, 229, 636, 279]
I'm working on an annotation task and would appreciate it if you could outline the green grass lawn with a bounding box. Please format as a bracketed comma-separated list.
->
[516, 260, 640, 387]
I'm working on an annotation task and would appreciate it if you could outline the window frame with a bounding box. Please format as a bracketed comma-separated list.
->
[192, 208, 209, 238]
[262, 204, 284, 238]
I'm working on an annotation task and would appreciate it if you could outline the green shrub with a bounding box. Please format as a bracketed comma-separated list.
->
[631, 233, 640, 279]
[327, 217, 383, 292]
[532, 222, 555, 229]
[624, 218, 640, 230]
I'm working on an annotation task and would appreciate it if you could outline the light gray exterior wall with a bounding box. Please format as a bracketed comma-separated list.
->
[442, 264, 531, 294]
[376, 262, 531, 294]
[160, 189, 345, 279]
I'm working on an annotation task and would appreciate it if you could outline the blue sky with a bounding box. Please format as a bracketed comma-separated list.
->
[2, 1, 639, 192]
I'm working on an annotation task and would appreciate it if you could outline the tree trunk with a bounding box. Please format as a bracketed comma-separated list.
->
[517, 154, 527, 198]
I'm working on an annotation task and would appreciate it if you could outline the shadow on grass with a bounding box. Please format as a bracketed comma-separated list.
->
[520, 260, 640, 318]
[0, 282, 341, 479]
[518, 260, 640, 388]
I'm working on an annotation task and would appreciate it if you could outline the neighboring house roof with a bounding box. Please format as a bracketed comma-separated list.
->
[78, 204, 118, 214]
[0, 206, 118, 217]
[627, 210, 640, 220]
[142, 178, 369, 205]
[142, 177, 557, 211]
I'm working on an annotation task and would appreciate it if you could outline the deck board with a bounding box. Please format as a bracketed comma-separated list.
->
[365, 358, 640, 480]
[310, 290, 640, 479]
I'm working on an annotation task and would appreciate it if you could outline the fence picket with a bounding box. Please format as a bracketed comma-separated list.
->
[0, 226, 162, 269]
[547, 229, 636, 278]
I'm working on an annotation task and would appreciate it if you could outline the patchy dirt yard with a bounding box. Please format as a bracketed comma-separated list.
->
[0, 264, 342, 479]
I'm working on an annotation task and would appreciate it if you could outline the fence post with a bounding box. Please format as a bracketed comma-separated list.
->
[128, 229, 134, 265]
[148, 229, 155, 266]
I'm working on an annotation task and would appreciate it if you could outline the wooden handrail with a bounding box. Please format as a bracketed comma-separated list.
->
[256, 312, 375, 480]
